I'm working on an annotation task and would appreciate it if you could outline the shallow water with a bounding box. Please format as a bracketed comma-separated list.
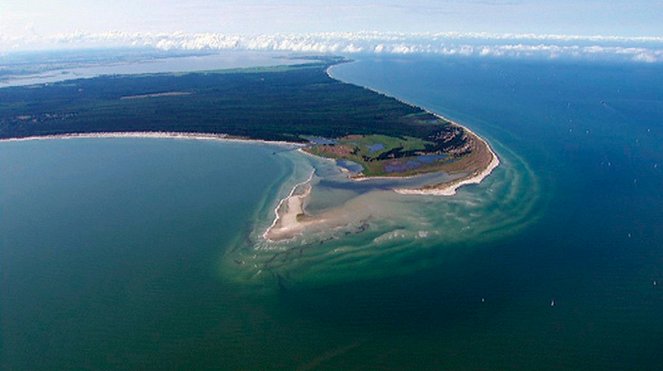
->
[2, 55, 662, 369]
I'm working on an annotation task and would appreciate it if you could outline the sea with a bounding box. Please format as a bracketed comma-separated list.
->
[1, 53, 662, 369]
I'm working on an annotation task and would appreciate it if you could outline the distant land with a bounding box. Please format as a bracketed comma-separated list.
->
[0, 56, 496, 191]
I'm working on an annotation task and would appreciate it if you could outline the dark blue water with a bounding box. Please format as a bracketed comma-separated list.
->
[1, 55, 662, 369]
[329, 56, 663, 369]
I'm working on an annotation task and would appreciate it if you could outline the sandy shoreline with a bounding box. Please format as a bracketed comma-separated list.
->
[0, 131, 305, 148]
[262, 171, 316, 241]
[394, 146, 499, 196]
[0, 127, 497, 198]
[394, 122, 500, 196]
[327, 64, 500, 196]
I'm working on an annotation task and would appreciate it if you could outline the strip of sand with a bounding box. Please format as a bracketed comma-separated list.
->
[0, 131, 304, 148]
[120, 91, 192, 100]
[262, 171, 317, 241]
[394, 124, 500, 196]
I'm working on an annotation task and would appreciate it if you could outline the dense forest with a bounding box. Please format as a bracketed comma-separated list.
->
[0, 58, 460, 144]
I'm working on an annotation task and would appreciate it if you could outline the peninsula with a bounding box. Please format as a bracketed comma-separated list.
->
[0, 56, 498, 239]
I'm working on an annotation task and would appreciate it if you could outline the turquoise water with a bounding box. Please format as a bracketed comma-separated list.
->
[2, 56, 663, 369]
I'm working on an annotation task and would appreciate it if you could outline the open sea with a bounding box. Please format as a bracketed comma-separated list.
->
[1, 54, 662, 369]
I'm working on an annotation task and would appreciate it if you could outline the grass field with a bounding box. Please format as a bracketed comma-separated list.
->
[306, 133, 469, 177]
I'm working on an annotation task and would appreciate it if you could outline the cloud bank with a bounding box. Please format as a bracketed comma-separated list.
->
[2, 31, 662, 63]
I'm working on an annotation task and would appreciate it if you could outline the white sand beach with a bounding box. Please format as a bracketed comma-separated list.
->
[0, 131, 305, 149]
[262, 171, 317, 241]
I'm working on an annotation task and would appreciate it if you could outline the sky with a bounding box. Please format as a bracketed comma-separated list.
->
[1, 0, 662, 62]
[1, 0, 662, 38]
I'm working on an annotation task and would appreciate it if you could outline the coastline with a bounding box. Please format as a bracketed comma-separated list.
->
[3, 64, 501, 243]
[0, 131, 305, 148]
[0, 127, 498, 198]
[0, 127, 497, 244]
[2, 62, 499, 198]
[262, 171, 316, 242]
[394, 128, 500, 196]
[264, 116, 499, 240]
[325, 63, 500, 196]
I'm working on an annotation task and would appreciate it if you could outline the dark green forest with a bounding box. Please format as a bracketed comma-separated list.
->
[0, 58, 453, 142]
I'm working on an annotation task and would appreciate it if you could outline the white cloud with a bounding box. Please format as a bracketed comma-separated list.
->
[632, 52, 658, 63]
[2, 31, 663, 63]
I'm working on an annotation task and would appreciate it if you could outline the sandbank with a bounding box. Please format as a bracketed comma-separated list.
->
[263, 171, 318, 241]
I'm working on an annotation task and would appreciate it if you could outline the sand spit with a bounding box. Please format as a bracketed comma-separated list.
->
[263, 171, 317, 241]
